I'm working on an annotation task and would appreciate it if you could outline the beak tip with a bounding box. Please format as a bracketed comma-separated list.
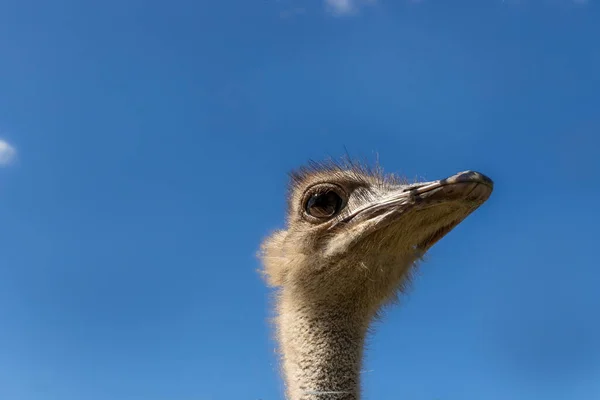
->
[450, 170, 494, 188]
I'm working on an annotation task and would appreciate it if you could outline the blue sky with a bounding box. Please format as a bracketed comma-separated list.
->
[0, 0, 599, 399]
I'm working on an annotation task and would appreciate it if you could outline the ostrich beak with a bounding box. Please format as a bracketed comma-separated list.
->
[328, 170, 494, 254]
[403, 170, 493, 206]
[398, 170, 493, 249]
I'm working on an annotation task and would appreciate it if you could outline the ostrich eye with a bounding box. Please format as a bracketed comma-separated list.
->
[305, 190, 343, 219]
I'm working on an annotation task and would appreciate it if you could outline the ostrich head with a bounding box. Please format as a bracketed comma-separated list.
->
[261, 162, 493, 314]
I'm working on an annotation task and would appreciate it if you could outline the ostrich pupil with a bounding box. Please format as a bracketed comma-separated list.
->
[306, 191, 342, 218]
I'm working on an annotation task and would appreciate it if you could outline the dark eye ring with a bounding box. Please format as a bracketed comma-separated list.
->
[304, 187, 345, 219]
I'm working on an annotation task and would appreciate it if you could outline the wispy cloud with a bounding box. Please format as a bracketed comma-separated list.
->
[325, 0, 376, 16]
[0, 139, 17, 166]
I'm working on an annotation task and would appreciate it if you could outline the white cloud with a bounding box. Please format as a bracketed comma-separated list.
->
[0, 139, 16, 166]
[325, 0, 376, 16]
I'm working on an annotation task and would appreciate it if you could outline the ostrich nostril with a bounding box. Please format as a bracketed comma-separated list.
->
[403, 184, 424, 192]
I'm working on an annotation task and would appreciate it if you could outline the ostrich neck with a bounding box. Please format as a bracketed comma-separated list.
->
[277, 290, 369, 400]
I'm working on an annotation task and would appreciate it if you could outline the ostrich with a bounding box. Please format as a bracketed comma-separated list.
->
[259, 160, 493, 400]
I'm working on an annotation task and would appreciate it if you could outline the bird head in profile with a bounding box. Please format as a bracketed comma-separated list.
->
[260, 160, 493, 313]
